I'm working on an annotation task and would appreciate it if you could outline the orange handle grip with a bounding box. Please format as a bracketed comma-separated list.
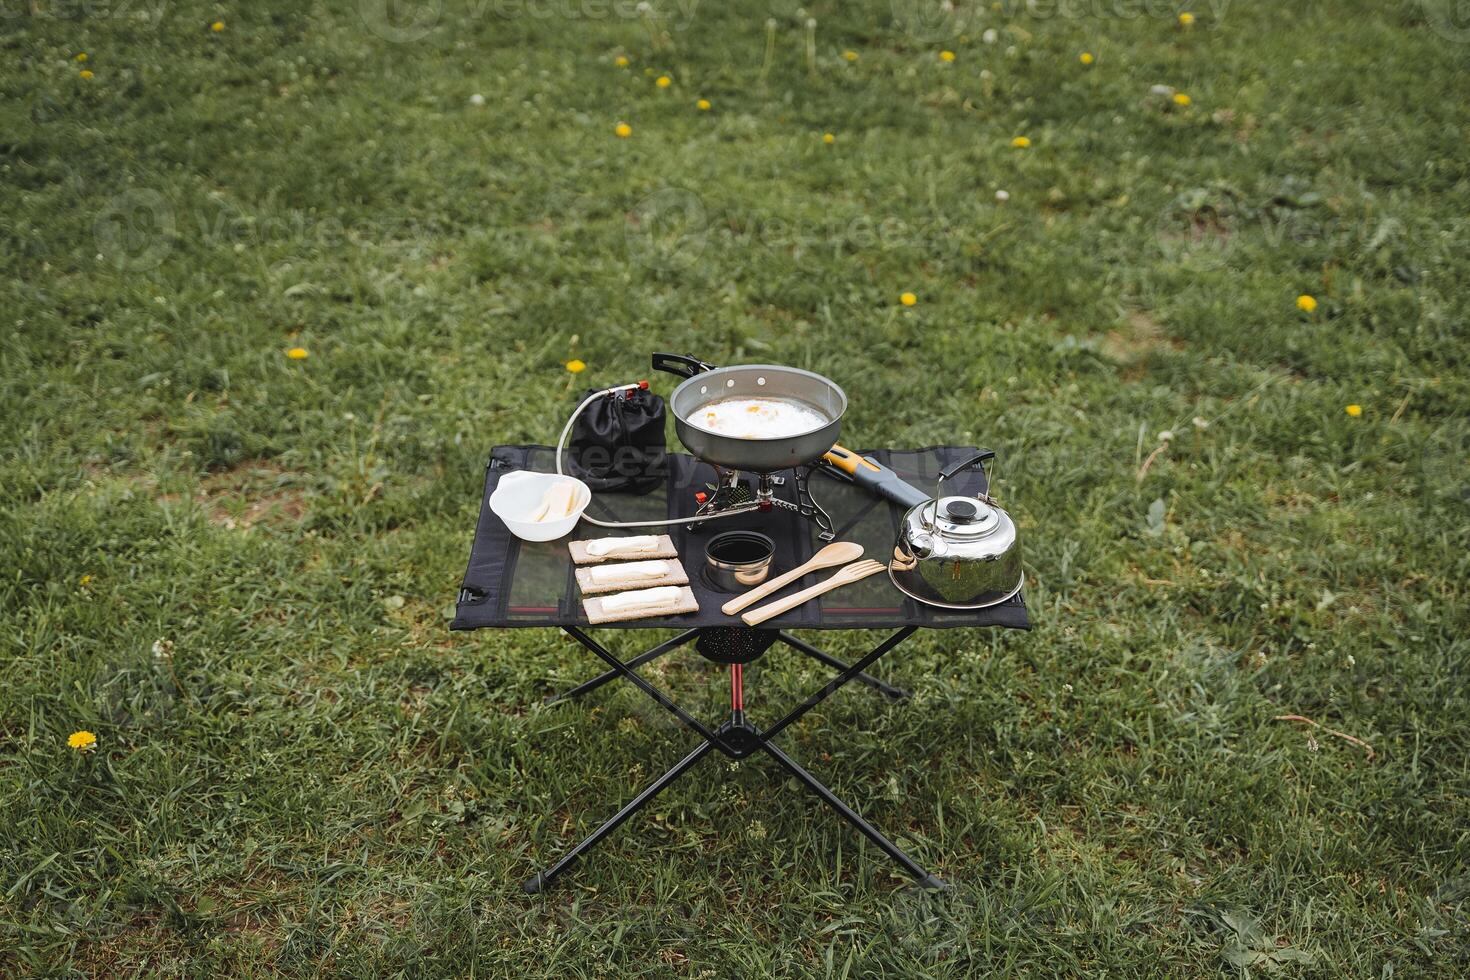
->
[823, 444, 881, 476]
[821, 445, 931, 509]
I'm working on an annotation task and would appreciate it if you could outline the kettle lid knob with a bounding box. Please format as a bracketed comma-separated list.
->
[943, 499, 978, 523]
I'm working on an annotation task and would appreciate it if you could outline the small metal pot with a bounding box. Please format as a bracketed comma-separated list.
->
[705, 531, 774, 592]
[888, 452, 1024, 609]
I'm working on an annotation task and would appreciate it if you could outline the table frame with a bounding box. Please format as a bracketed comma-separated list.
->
[521, 625, 949, 894]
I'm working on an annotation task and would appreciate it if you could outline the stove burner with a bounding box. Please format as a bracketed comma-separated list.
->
[688, 465, 835, 540]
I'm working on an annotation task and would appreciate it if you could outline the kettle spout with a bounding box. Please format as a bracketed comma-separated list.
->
[908, 532, 943, 559]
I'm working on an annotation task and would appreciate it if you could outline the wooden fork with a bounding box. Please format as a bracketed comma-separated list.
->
[740, 559, 887, 627]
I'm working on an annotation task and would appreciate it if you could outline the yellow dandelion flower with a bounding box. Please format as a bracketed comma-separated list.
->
[655, 75, 672, 88]
[899, 292, 917, 307]
[614, 122, 632, 138]
[286, 347, 309, 360]
[76, 52, 88, 62]
[1345, 404, 1362, 417]
[68, 730, 97, 751]
[614, 55, 629, 68]
[1011, 136, 1031, 148]
[565, 359, 587, 374]
[1178, 12, 1195, 26]
[843, 50, 859, 62]
[211, 20, 225, 32]
[1172, 92, 1191, 106]
[940, 50, 956, 62]
[822, 132, 835, 144]
[79, 69, 94, 79]
[79, 574, 93, 587]
[696, 98, 711, 111]
[1296, 294, 1317, 312]
[1079, 52, 1094, 65]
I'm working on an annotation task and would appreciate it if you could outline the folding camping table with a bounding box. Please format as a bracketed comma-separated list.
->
[452, 445, 1029, 893]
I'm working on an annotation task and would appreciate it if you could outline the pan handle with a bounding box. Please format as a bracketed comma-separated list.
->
[650, 352, 717, 379]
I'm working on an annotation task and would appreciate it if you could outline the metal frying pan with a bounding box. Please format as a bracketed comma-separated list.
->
[651, 353, 846, 473]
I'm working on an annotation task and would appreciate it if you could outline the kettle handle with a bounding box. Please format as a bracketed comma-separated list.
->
[926, 450, 996, 533]
[937, 449, 995, 491]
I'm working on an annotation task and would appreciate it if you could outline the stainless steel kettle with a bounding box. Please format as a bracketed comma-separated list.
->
[888, 451, 1024, 609]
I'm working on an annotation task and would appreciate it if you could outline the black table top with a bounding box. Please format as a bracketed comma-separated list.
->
[451, 445, 1030, 632]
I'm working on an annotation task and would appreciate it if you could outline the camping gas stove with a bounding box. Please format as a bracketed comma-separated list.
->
[652, 353, 848, 541]
[688, 465, 835, 540]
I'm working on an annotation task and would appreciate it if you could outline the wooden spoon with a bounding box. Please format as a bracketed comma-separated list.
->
[720, 540, 865, 616]
[740, 559, 887, 627]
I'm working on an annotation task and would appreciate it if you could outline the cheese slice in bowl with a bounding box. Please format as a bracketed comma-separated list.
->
[529, 483, 578, 522]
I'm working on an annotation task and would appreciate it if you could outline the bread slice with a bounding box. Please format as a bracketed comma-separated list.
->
[575, 559, 689, 596]
[583, 585, 698, 624]
[568, 534, 679, 565]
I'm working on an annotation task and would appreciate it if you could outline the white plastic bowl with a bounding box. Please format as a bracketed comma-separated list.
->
[489, 471, 591, 542]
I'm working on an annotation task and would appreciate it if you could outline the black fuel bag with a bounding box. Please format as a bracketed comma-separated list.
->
[561, 386, 668, 494]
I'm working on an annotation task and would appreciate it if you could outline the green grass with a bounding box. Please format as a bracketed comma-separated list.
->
[3, 0, 1468, 974]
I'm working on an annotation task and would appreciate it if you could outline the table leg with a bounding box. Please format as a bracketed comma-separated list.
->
[530, 625, 943, 892]
[776, 632, 911, 701]
[545, 629, 699, 705]
[763, 627, 918, 743]
[522, 739, 715, 895]
[560, 626, 724, 747]
[759, 739, 948, 890]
